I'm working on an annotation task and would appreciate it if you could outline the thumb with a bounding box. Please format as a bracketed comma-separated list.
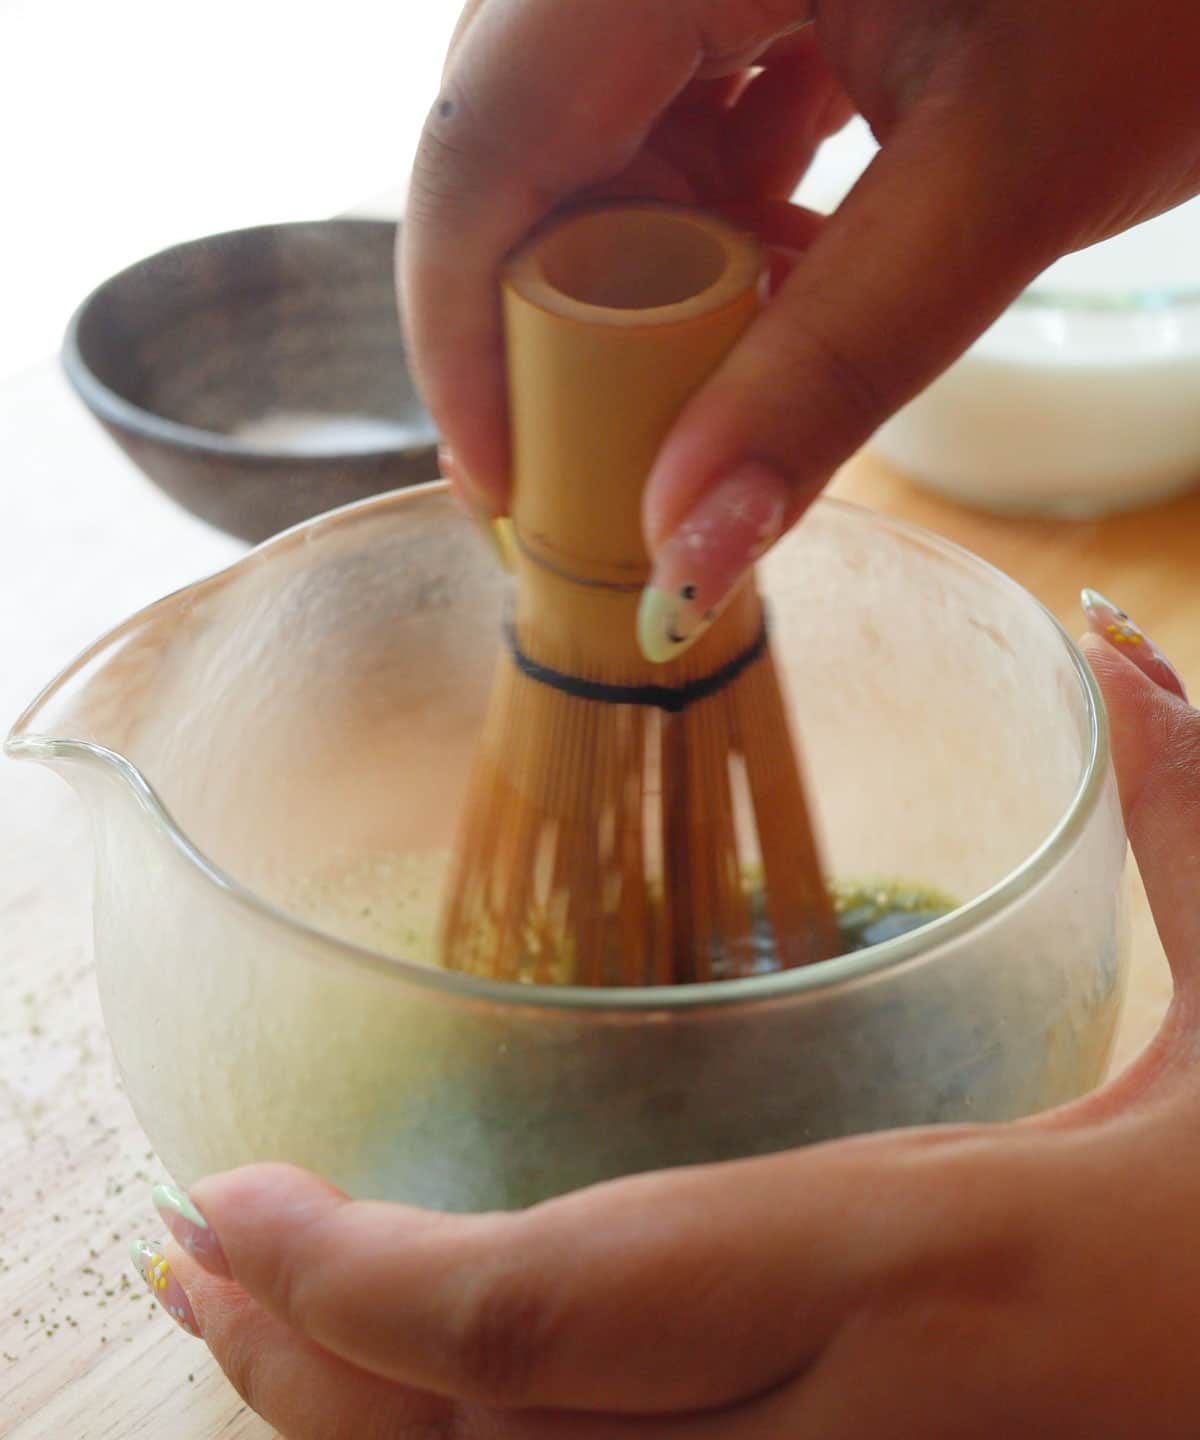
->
[181, 1152, 871, 1416]
[1081, 621, 1199, 995]
[636, 109, 1065, 663]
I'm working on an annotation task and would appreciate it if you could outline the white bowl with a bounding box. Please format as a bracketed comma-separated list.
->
[871, 284, 1200, 516]
[797, 124, 1200, 516]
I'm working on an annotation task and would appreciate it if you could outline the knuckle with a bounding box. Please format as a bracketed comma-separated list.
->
[1166, 708, 1200, 769]
[447, 1265, 556, 1405]
[188, 1279, 280, 1420]
[267, 1201, 354, 1340]
[361, 1401, 473, 1440]
[408, 81, 497, 222]
[1160, 720, 1200, 816]
[408, 135, 485, 230]
[274, 1237, 339, 1344]
[693, 0, 811, 64]
[790, 325, 892, 436]
[213, 1324, 273, 1420]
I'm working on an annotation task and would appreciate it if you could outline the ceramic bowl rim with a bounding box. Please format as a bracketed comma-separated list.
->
[60, 217, 437, 464]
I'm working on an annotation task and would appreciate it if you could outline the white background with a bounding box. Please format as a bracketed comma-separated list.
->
[0, 0, 463, 379]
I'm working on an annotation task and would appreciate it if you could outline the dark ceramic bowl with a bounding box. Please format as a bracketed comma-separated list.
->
[63, 219, 439, 542]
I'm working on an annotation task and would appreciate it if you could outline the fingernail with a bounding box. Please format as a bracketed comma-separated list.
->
[131, 1239, 200, 1337]
[638, 462, 787, 663]
[1081, 588, 1188, 702]
[440, 445, 513, 571]
[152, 1182, 230, 1277]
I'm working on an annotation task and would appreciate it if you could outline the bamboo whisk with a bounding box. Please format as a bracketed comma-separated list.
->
[441, 202, 837, 985]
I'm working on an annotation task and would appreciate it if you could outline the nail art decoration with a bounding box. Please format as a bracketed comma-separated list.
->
[153, 1182, 229, 1276]
[131, 1239, 199, 1337]
[638, 462, 788, 664]
[1080, 588, 1188, 701]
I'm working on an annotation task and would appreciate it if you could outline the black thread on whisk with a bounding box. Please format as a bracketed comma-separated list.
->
[503, 621, 769, 713]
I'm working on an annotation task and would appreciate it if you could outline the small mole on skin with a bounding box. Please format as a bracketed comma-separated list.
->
[437, 96, 455, 120]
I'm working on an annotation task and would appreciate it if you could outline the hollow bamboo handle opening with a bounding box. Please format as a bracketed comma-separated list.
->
[502, 203, 763, 678]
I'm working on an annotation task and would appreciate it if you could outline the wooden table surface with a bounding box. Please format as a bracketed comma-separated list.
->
[0, 356, 1195, 1437]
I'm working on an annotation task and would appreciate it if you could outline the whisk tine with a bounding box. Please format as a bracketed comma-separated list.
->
[738, 654, 838, 968]
[620, 709, 651, 985]
[443, 644, 835, 983]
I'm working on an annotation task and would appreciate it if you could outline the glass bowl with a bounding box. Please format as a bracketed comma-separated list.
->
[6, 487, 1130, 1208]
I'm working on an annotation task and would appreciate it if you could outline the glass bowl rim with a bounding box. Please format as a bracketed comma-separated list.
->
[6, 484, 1111, 1014]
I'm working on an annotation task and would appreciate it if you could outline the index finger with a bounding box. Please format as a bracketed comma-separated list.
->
[399, 0, 811, 509]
